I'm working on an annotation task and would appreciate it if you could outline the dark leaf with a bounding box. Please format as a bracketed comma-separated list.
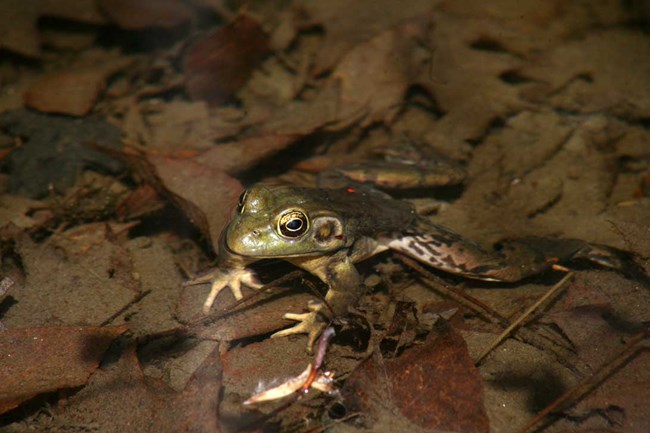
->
[184, 15, 270, 104]
[0, 324, 129, 414]
[99, 0, 195, 29]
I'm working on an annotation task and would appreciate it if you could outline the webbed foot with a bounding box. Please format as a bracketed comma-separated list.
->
[185, 267, 262, 313]
[271, 301, 328, 353]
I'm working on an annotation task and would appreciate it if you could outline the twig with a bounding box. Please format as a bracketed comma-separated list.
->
[397, 255, 509, 325]
[100, 290, 152, 326]
[398, 255, 587, 372]
[476, 271, 573, 364]
[515, 329, 648, 433]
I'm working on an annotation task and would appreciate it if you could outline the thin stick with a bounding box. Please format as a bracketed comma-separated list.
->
[515, 329, 647, 433]
[475, 271, 573, 364]
[100, 290, 152, 326]
[397, 255, 509, 325]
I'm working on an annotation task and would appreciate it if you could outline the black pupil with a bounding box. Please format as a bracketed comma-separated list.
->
[286, 219, 302, 231]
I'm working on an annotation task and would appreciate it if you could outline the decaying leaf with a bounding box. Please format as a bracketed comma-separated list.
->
[417, 13, 525, 149]
[184, 15, 270, 104]
[147, 155, 243, 248]
[0, 110, 124, 199]
[568, 349, 650, 433]
[295, 0, 436, 74]
[42, 0, 108, 25]
[344, 325, 489, 433]
[133, 100, 216, 150]
[257, 80, 355, 135]
[98, 0, 195, 29]
[57, 343, 223, 433]
[439, 0, 630, 56]
[0, 324, 129, 414]
[116, 184, 166, 220]
[2, 231, 140, 328]
[196, 134, 301, 175]
[520, 29, 650, 119]
[0, 0, 41, 57]
[550, 306, 628, 370]
[174, 345, 223, 433]
[54, 344, 178, 432]
[24, 52, 134, 116]
[0, 195, 47, 230]
[331, 16, 432, 127]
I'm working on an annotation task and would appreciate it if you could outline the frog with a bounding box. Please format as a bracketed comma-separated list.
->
[191, 182, 627, 352]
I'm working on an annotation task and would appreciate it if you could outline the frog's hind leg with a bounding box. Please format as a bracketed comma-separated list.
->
[482, 237, 631, 282]
[384, 219, 633, 282]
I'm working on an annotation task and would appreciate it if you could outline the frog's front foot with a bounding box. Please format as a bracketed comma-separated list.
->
[271, 301, 328, 353]
[186, 267, 262, 313]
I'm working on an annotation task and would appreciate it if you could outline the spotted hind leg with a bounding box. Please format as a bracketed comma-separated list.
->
[384, 219, 632, 283]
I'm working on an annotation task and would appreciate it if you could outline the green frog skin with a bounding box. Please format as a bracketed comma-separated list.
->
[198, 184, 626, 351]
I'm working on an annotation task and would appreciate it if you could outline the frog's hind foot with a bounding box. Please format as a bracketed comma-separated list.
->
[570, 242, 645, 279]
[496, 237, 641, 279]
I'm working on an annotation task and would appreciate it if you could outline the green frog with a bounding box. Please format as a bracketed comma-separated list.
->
[192, 182, 627, 352]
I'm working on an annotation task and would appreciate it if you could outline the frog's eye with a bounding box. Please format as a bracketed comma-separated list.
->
[237, 190, 248, 213]
[278, 210, 309, 238]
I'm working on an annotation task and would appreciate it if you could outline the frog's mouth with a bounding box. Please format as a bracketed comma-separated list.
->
[224, 240, 326, 259]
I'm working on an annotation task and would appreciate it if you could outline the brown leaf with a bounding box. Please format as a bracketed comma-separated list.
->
[258, 80, 354, 135]
[24, 55, 133, 116]
[196, 134, 301, 175]
[52, 338, 223, 432]
[344, 325, 489, 433]
[0, 195, 47, 230]
[56, 344, 181, 433]
[417, 13, 524, 148]
[569, 348, 650, 433]
[439, 0, 630, 56]
[136, 101, 216, 150]
[176, 346, 223, 433]
[0, 110, 124, 198]
[0, 324, 129, 414]
[0, 1, 41, 57]
[116, 184, 166, 220]
[549, 306, 625, 370]
[42, 0, 108, 25]
[184, 15, 270, 104]
[296, 0, 436, 74]
[98, 0, 195, 29]
[520, 29, 650, 119]
[2, 230, 141, 328]
[331, 16, 432, 126]
[147, 155, 243, 248]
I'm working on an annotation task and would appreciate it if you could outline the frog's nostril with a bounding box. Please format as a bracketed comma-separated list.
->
[252, 229, 261, 237]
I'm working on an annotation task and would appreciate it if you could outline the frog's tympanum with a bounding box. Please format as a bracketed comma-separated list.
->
[193, 183, 628, 352]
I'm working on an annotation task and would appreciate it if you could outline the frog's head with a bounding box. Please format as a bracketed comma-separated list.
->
[224, 185, 349, 258]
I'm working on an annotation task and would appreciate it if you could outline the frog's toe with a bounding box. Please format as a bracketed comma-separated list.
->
[240, 271, 263, 290]
[272, 307, 327, 352]
[201, 268, 261, 313]
[202, 276, 230, 313]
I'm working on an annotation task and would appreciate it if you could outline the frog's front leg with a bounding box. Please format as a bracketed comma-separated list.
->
[186, 255, 263, 313]
[272, 251, 363, 352]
